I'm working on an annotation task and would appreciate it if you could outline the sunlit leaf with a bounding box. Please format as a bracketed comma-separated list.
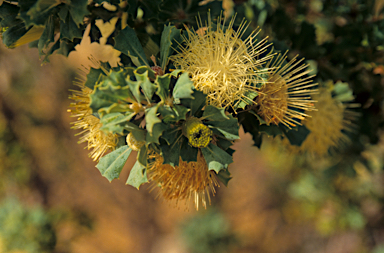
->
[96, 145, 132, 182]
[126, 161, 148, 189]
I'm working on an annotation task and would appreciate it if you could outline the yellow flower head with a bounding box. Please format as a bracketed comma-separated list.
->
[69, 77, 119, 161]
[291, 86, 359, 157]
[172, 14, 273, 109]
[255, 53, 317, 128]
[147, 152, 219, 210]
[183, 117, 212, 148]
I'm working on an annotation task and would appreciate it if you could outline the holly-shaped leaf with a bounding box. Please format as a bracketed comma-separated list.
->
[19, 0, 59, 27]
[202, 105, 228, 121]
[136, 70, 156, 102]
[160, 24, 182, 70]
[38, 15, 55, 56]
[89, 72, 133, 113]
[59, 8, 83, 41]
[126, 161, 148, 189]
[158, 106, 176, 123]
[172, 104, 189, 122]
[146, 122, 167, 144]
[0, 3, 20, 28]
[180, 138, 198, 162]
[155, 74, 171, 102]
[201, 143, 233, 173]
[207, 118, 240, 141]
[217, 168, 232, 186]
[114, 26, 149, 67]
[282, 125, 310, 146]
[100, 112, 136, 135]
[67, 0, 89, 26]
[84, 67, 105, 89]
[145, 104, 161, 134]
[159, 138, 181, 166]
[137, 145, 148, 166]
[172, 72, 194, 103]
[180, 90, 207, 116]
[96, 145, 132, 182]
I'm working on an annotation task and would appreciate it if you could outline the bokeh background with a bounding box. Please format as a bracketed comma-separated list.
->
[1, 0, 384, 252]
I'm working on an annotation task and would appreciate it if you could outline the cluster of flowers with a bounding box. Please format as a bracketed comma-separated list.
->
[69, 15, 319, 210]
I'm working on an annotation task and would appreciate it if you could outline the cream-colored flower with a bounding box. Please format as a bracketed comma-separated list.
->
[172, 14, 273, 109]
[290, 86, 359, 156]
[69, 77, 118, 161]
[255, 53, 317, 128]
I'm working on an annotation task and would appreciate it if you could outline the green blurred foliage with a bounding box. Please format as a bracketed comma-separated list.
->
[181, 208, 238, 253]
[0, 197, 56, 253]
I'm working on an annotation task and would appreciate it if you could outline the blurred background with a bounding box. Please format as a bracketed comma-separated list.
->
[1, 0, 384, 252]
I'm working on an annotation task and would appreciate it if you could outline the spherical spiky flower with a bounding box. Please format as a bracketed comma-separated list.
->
[172, 14, 273, 109]
[255, 53, 317, 128]
[291, 86, 359, 156]
[147, 152, 219, 210]
[183, 117, 212, 148]
[69, 78, 119, 161]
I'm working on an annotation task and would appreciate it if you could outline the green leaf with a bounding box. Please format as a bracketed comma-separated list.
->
[155, 74, 171, 102]
[0, 3, 20, 28]
[1, 23, 30, 48]
[42, 37, 60, 62]
[333, 81, 355, 102]
[98, 103, 131, 116]
[202, 105, 228, 121]
[173, 72, 194, 103]
[56, 39, 77, 57]
[137, 145, 148, 166]
[215, 137, 233, 150]
[259, 124, 283, 137]
[180, 138, 198, 162]
[207, 118, 240, 141]
[159, 138, 181, 166]
[59, 8, 83, 41]
[180, 90, 207, 116]
[114, 26, 149, 67]
[126, 78, 144, 102]
[172, 104, 189, 122]
[201, 144, 233, 173]
[131, 128, 146, 142]
[68, 0, 89, 26]
[145, 104, 161, 134]
[217, 168, 232, 186]
[135, 66, 156, 79]
[135, 69, 156, 102]
[146, 122, 167, 144]
[161, 126, 181, 145]
[38, 15, 55, 56]
[100, 112, 136, 135]
[158, 106, 176, 123]
[89, 72, 133, 113]
[126, 161, 148, 189]
[234, 90, 258, 110]
[160, 24, 182, 70]
[19, 0, 59, 26]
[96, 145, 132, 182]
[282, 125, 310, 146]
[249, 110, 267, 125]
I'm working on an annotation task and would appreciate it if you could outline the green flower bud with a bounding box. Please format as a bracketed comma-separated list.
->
[126, 132, 145, 151]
